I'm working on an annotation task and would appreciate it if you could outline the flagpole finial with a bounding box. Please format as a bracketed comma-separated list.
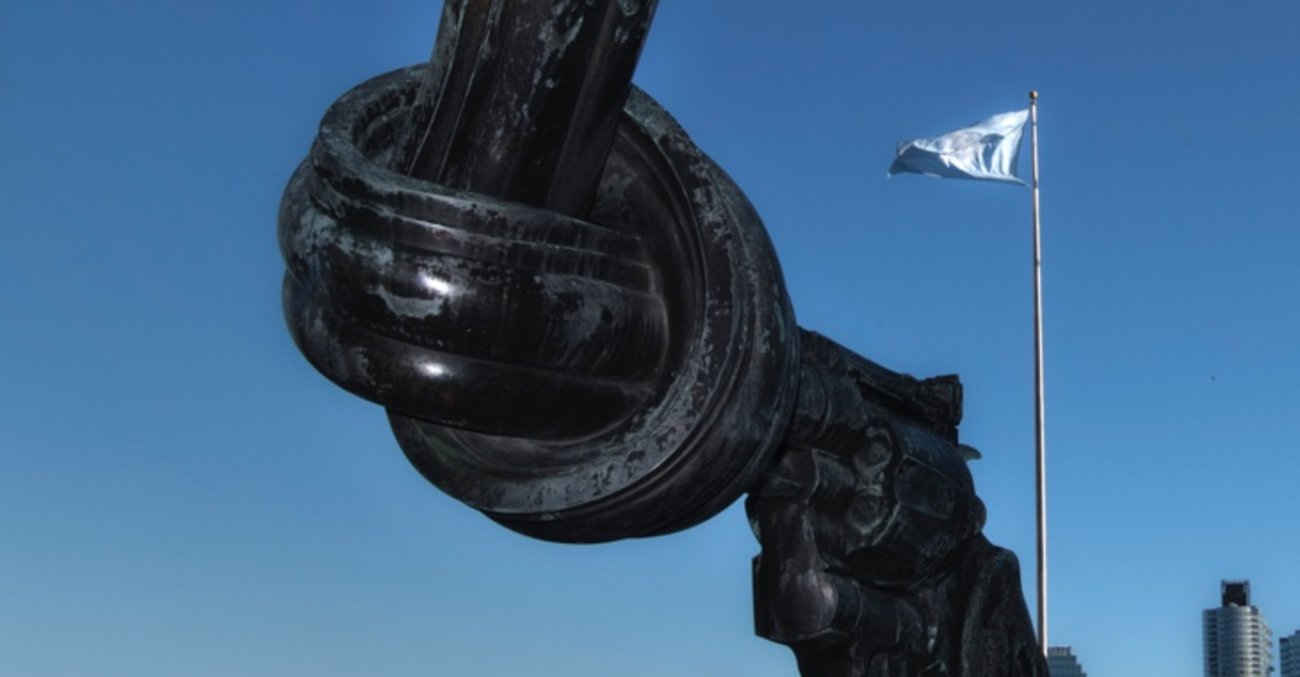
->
[1029, 90, 1038, 101]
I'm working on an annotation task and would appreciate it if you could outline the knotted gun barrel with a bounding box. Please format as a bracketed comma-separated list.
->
[279, 2, 1048, 672]
[280, 0, 799, 542]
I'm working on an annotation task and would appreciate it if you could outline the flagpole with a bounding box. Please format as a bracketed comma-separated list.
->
[1029, 89, 1048, 654]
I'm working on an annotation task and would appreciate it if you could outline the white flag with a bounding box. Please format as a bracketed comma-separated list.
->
[888, 109, 1029, 185]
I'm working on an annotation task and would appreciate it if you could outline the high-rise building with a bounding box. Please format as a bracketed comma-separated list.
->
[1203, 580, 1273, 676]
[1047, 646, 1087, 677]
[1280, 630, 1300, 677]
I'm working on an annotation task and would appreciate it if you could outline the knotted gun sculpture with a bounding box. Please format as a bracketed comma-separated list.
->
[279, 1, 1047, 673]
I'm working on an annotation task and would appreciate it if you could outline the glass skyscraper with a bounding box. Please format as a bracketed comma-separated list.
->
[1203, 580, 1273, 676]
[1047, 646, 1087, 677]
[1280, 630, 1300, 677]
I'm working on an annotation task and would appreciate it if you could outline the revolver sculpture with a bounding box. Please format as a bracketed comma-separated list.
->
[279, 2, 1047, 674]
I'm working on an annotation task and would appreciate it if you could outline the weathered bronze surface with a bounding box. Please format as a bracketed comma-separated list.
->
[279, 1, 1047, 673]
[748, 332, 1045, 674]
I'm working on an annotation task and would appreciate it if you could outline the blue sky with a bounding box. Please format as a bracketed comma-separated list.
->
[3, 1, 1299, 675]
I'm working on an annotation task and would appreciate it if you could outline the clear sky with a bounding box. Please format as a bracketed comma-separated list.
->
[3, 1, 1299, 675]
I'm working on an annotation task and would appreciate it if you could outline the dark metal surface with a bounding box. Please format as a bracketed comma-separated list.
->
[748, 332, 1046, 675]
[398, 0, 655, 217]
[278, 0, 1047, 673]
[279, 1, 800, 540]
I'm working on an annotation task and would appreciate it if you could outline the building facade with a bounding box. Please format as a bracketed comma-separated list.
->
[1280, 630, 1300, 677]
[1203, 580, 1273, 676]
[1047, 646, 1087, 677]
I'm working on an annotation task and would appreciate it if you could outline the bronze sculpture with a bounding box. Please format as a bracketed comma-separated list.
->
[279, 1, 1047, 673]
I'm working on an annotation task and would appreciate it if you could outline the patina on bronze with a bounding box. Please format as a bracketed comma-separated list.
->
[279, 1, 1047, 673]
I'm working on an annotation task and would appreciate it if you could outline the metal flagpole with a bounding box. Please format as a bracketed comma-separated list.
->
[1029, 89, 1048, 654]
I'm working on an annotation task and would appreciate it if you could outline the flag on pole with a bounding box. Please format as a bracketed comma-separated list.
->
[888, 93, 1050, 654]
[888, 109, 1029, 185]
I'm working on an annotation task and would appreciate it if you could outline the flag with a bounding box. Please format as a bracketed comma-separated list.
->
[888, 109, 1029, 185]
